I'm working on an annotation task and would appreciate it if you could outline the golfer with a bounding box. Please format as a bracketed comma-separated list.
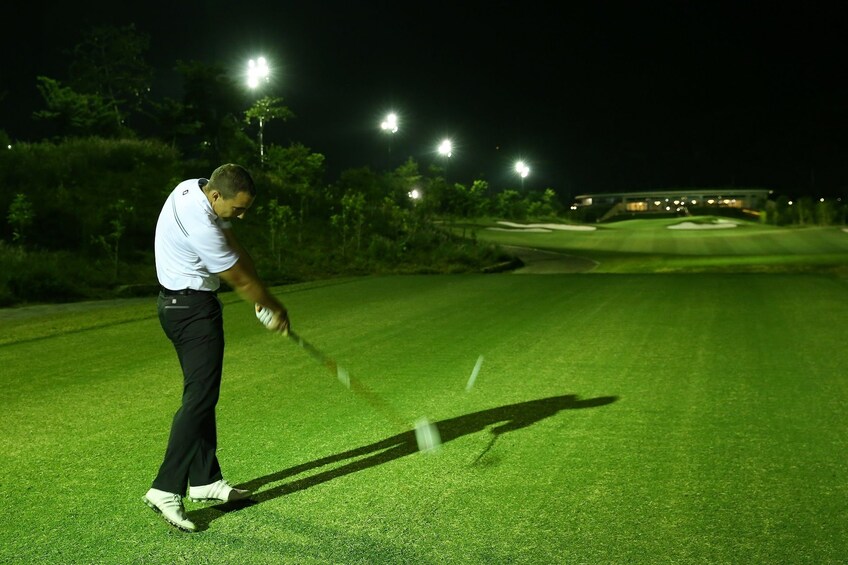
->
[143, 163, 289, 532]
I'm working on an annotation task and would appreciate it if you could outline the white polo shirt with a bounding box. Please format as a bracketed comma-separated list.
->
[155, 178, 240, 291]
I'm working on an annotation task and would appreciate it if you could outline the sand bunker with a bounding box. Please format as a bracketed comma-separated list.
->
[668, 220, 738, 230]
[491, 221, 597, 232]
[487, 227, 552, 233]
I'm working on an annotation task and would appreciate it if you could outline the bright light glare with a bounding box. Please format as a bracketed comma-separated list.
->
[514, 160, 530, 178]
[438, 139, 452, 157]
[381, 113, 399, 133]
[247, 57, 270, 89]
[409, 189, 421, 200]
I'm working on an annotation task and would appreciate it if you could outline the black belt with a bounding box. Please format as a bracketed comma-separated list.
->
[160, 286, 216, 296]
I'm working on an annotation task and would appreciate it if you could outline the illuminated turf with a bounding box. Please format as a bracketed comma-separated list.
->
[1, 267, 846, 563]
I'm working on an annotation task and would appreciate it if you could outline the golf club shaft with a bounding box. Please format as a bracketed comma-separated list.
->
[287, 330, 337, 372]
[287, 330, 409, 428]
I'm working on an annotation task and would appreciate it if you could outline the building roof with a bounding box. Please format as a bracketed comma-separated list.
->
[574, 188, 771, 199]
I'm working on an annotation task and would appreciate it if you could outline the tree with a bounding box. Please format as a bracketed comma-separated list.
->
[149, 96, 202, 150]
[263, 143, 325, 243]
[465, 180, 489, 219]
[445, 180, 488, 237]
[815, 198, 837, 226]
[331, 191, 366, 255]
[526, 188, 559, 218]
[494, 190, 526, 219]
[93, 198, 134, 280]
[796, 197, 814, 226]
[771, 195, 794, 226]
[259, 198, 294, 271]
[174, 60, 245, 162]
[33, 76, 117, 137]
[385, 158, 424, 206]
[68, 24, 153, 134]
[762, 198, 778, 225]
[244, 96, 295, 165]
[7, 193, 34, 244]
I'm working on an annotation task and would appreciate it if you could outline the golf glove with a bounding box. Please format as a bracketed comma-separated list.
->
[255, 304, 290, 334]
[255, 304, 274, 327]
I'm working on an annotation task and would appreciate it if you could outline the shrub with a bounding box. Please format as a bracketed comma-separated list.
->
[0, 137, 181, 252]
[0, 244, 119, 304]
[8, 269, 86, 303]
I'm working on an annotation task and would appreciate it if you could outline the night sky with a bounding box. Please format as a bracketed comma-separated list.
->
[3, 1, 847, 198]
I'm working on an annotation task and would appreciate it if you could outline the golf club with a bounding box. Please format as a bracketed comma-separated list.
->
[285, 328, 441, 453]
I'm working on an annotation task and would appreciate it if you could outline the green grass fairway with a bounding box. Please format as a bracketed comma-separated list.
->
[2, 273, 847, 563]
[474, 217, 848, 273]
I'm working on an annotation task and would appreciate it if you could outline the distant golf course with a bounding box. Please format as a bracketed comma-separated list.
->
[475, 216, 848, 274]
[2, 217, 847, 563]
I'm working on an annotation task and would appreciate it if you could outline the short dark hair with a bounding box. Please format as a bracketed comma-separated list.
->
[208, 163, 256, 198]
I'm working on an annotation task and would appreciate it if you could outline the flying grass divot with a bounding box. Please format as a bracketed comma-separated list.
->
[285, 329, 440, 453]
[466, 355, 484, 391]
[462, 354, 498, 464]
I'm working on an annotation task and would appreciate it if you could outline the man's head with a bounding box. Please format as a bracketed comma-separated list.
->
[205, 163, 256, 219]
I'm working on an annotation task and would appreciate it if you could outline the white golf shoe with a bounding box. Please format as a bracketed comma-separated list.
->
[143, 488, 196, 532]
[189, 479, 252, 503]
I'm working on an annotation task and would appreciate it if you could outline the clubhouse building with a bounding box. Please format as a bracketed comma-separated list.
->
[572, 188, 771, 221]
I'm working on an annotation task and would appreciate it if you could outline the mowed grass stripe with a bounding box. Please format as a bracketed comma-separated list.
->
[1, 274, 846, 563]
[495, 273, 846, 562]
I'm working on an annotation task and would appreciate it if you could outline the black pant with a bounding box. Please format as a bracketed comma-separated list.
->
[152, 291, 225, 494]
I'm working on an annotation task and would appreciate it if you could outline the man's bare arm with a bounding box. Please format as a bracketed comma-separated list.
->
[217, 228, 288, 330]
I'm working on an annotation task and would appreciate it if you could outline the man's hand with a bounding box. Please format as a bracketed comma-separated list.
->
[255, 304, 290, 335]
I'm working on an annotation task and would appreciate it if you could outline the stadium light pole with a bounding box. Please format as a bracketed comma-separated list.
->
[247, 56, 271, 163]
[515, 160, 530, 190]
[438, 138, 453, 181]
[380, 112, 399, 153]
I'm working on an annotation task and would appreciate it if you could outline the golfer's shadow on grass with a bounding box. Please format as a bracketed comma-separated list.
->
[189, 394, 617, 529]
